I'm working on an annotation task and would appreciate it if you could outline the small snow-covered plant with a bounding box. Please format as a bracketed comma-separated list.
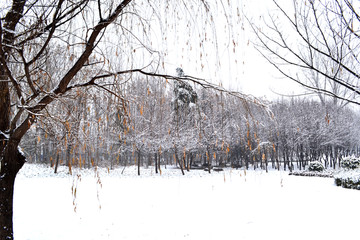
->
[307, 161, 324, 172]
[335, 156, 360, 190]
[341, 156, 360, 170]
[334, 169, 360, 190]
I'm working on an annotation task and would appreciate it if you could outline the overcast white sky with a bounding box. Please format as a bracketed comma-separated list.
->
[239, 0, 303, 99]
[157, 0, 303, 100]
[225, 0, 304, 99]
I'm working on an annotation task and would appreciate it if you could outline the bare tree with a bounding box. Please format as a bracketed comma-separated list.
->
[249, 0, 360, 106]
[0, 1, 141, 238]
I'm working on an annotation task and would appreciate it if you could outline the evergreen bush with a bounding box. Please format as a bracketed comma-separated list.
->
[334, 169, 360, 190]
[307, 161, 324, 172]
[340, 156, 360, 170]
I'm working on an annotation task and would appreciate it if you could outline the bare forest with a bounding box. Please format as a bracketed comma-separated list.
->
[21, 77, 360, 173]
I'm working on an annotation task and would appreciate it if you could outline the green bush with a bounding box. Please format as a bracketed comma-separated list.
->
[307, 161, 324, 172]
[334, 170, 360, 190]
[341, 156, 360, 170]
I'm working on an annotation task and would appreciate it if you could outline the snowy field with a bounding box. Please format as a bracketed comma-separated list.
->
[14, 164, 360, 240]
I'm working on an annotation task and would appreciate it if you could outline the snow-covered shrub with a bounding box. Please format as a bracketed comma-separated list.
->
[334, 169, 360, 190]
[334, 156, 360, 190]
[340, 156, 360, 170]
[307, 161, 324, 172]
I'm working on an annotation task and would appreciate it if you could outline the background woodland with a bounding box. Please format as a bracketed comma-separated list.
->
[21, 75, 360, 173]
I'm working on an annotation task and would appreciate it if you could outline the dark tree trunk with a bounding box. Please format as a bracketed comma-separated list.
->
[157, 153, 161, 174]
[137, 150, 141, 176]
[186, 153, 191, 171]
[54, 152, 60, 174]
[174, 148, 184, 175]
[155, 152, 158, 174]
[0, 142, 26, 240]
[0, 64, 20, 240]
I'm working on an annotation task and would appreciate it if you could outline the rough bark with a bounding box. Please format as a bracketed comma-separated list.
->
[0, 78, 10, 136]
[0, 141, 26, 240]
[0, 1, 27, 238]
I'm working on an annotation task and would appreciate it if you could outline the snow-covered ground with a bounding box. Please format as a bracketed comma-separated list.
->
[14, 164, 360, 240]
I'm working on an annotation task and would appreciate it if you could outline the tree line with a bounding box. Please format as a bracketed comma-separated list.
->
[21, 75, 360, 173]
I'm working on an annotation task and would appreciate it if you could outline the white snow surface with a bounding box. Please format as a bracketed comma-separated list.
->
[14, 164, 360, 240]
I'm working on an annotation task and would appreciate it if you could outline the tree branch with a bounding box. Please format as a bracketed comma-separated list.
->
[10, 0, 134, 141]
